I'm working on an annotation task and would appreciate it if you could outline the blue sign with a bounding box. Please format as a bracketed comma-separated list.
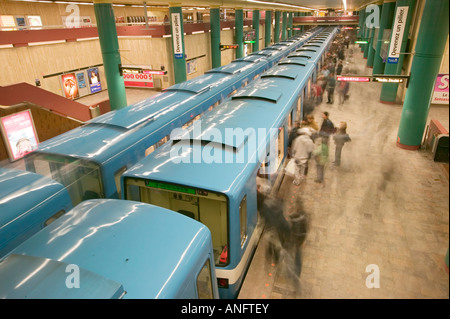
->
[87, 68, 102, 93]
[387, 57, 399, 64]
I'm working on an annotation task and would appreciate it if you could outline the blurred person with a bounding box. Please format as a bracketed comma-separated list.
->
[291, 128, 315, 185]
[319, 111, 336, 143]
[326, 72, 336, 104]
[333, 121, 351, 166]
[313, 137, 329, 183]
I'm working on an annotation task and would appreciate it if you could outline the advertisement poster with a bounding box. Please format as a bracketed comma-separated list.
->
[123, 72, 154, 88]
[0, 110, 39, 161]
[431, 74, 449, 105]
[87, 67, 102, 93]
[61, 73, 79, 99]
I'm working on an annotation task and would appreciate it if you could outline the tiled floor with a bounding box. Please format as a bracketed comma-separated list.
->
[239, 46, 449, 299]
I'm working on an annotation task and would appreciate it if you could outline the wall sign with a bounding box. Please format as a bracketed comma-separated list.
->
[432, 74, 449, 105]
[387, 6, 409, 64]
[171, 13, 184, 59]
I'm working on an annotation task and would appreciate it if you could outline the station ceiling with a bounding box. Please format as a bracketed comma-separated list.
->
[10, 0, 376, 11]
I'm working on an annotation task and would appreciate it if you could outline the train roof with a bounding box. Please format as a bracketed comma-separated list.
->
[0, 167, 68, 227]
[123, 62, 314, 199]
[1, 199, 213, 299]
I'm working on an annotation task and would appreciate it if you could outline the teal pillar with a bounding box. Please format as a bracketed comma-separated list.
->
[397, 0, 449, 150]
[252, 10, 260, 52]
[372, 1, 396, 74]
[359, 9, 366, 51]
[235, 8, 244, 58]
[265, 10, 272, 47]
[288, 12, 293, 38]
[380, 0, 416, 103]
[281, 11, 287, 41]
[366, 26, 376, 66]
[169, 5, 187, 84]
[274, 11, 281, 43]
[210, 7, 221, 68]
[93, 1, 127, 110]
[363, 22, 371, 58]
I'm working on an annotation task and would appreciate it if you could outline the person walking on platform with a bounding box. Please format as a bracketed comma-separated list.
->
[291, 128, 315, 185]
[337, 80, 350, 105]
[326, 72, 336, 104]
[333, 121, 351, 166]
[313, 137, 329, 183]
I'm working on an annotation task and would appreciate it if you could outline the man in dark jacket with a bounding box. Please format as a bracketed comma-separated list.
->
[319, 111, 335, 143]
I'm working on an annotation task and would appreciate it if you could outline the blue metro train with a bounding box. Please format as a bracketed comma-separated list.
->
[0, 27, 338, 299]
[23, 28, 321, 207]
[0, 28, 320, 259]
[121, 27, 338, 298]
[0, 199, 218, 299]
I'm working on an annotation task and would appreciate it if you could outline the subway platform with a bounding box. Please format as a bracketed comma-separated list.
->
[238, 45, 449, 299]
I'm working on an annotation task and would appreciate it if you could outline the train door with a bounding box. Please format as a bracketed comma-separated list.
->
[296, 95, 302, 122]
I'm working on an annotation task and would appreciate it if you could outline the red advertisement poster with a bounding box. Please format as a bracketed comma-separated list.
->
[0, 110, 39, 161]
[61, 73, 79, 99]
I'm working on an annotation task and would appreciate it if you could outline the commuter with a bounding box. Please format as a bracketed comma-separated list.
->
[313, 137, 329, 183]
[336, 60, 343, 76]
[333, 121, 351, 166]
[318, 65, 329, 94]
[291, 128, 315, 185]
[259, 195, 289, 264]
[326, 72, 336, 104]
[288, 121, 301, 157]
[319, 111, 335, 142]
[337, 80, 350, 105]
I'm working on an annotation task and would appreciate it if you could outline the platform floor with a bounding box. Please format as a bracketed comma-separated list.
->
[238, 46, 449, 299]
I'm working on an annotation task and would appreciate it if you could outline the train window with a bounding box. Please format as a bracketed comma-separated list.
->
[145, 145, 156, 156]
[242, 80, 248, 88]
[296, 96, 302, 122]
[239, 195, 247, 247]
[125, 179, 229, 266]
[253, 74, 259, 80]
[197, 259, 214, 299]
[44, 210, 66, 227]
[227, 89, 238, 98]
[114, 166, 128, 197]
[277, 127, 285, 167]
[31, 154, 103, 206]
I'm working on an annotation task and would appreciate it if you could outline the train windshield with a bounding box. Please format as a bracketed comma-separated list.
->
[27, 154, 103, 206]
[125, 178, 229, 266]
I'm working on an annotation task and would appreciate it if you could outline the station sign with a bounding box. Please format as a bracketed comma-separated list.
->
[337, 74, 410, 85]
[336, 76, 371, 82]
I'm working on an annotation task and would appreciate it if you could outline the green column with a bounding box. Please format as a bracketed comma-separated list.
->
[372, 1, 396, 74]
[235, 8, 244, 58]
[358, 9, 366, 51]
[265, 10, 272, 47]
[252, 10, 260, 52]
[380, 0, 416, 103]
[366, 26, 376, 66]
[281, 11, 287, 41]
[274, 11, 281, 43]
[169, 4, 187, 84]
[93, 0, 127, 110]
[288, 12, 293, 38]
[397, 0, 449, 150]
[363, 22, 371, 58]
[210, 7, 221, 68]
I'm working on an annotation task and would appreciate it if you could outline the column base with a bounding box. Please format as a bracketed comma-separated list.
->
[396, 141, 420, 150]
[380, 99, 398, 105]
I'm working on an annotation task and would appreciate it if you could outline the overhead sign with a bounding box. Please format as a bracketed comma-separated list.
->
[0, 110, 39, 161]
[336, 75, 371, 82]
[387, 6, 409, 64]
[220, 44, 239, 49]
[337, 74, 410, 84]
[171, 13, 184, 59]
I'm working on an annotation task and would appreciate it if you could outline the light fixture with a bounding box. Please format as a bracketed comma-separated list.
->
[343, 0, 347, 11]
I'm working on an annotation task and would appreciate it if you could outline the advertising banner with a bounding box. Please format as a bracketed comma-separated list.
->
[387, 6, 409, 64]
[0, 110, 39, 161]
[431, 74, 449, 105]
[61, 73, 79, 99]
[87, 67, 102, 94]
[123, 72, 154, 88]
[171, 13, 184, 59]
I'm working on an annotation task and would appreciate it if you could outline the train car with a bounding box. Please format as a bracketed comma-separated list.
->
[23, 28, 321, 207]
[0, 199, 219, 299]
[0, 167, 72, 258]
[121, 28, 338, 299]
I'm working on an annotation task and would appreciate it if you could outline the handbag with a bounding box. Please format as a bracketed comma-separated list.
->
[284, 159, 297, 177]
